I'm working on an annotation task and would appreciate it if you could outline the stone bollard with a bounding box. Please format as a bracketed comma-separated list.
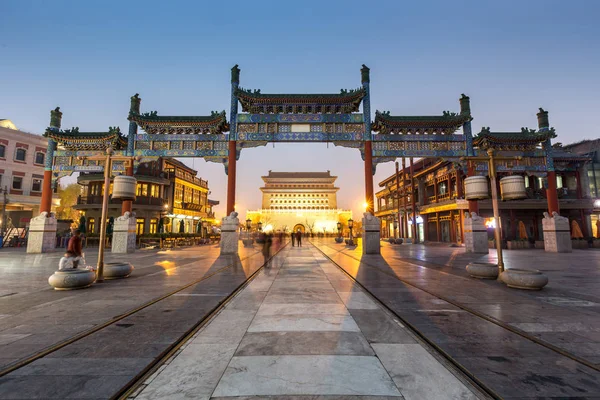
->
[27, 212, 57, 253]
[463, 212, 489, 254]
[112, 212, 137, 254]
[542, 211, 572, 253]
[362, 212, 381, 255]
[220, 212, 240, 255]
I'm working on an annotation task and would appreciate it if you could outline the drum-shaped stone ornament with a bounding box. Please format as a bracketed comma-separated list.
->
[48, 269, 96, 290]
[500, 176, 527, 201]
[464, 176, 489, 200]
[112, 175, 137, 201]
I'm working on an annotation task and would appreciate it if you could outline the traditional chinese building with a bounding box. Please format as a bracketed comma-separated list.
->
[73, 157, 218, 235]
[376, 130, 594, 244]
[246, 171, 352, 234]
[563, 139, 600, 237]
[0, 120, 60, 235]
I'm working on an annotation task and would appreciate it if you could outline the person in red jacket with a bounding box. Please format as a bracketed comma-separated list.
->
[67, 229, 83, 268]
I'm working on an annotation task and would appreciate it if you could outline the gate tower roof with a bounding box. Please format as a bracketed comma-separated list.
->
[473, 127, 557, 150]
[45, 126, 127, 151]
[128, 110, 229, 135]
[235, 88, 366, 114]
[372, 112, 471, 135]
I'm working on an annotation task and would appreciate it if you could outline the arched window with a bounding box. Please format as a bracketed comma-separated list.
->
[15, 148, 26, 162]
[35, 152, 45, 165]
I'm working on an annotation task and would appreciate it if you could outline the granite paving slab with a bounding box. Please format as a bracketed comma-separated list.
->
[134, 344, 237, 400]
[372, 343, 479, 400]
[235, 331, 374, 356]
[212, 355, 402, 397]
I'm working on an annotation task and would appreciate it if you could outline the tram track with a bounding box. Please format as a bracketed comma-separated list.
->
[312, 240, 600, 398]
[0, 241, 289, 394]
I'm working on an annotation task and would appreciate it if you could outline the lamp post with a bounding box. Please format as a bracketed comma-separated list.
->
[462, 149, 522, 274]
[393, 218, 398, 240]
[0, 186, 8, 239]
[337, 221, 342, 238]
[348, 218, 354, 245]
[246, 218, 251, 242]
[202, 219, 208, 240]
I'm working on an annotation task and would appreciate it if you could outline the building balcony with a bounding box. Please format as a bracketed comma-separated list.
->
[165, 170, 208, 189]
[74, 195, 167, 208]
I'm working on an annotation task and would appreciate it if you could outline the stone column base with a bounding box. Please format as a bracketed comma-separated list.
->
[362, 212, 381, 255]
[220, 212, 240, 255]
[542, 211, 572, 253]
[112, 212, 137, 254]
[463, 212, 489, 254]
[27, 212, 57, 253]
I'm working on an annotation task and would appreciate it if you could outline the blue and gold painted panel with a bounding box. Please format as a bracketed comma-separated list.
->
[236, 113, 363, 123]
[236, 132, 364, 142]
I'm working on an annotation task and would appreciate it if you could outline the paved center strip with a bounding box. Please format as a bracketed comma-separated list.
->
[134, 244, 481, 400]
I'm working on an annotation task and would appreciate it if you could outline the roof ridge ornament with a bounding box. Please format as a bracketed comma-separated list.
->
[63, 127, 80, 135]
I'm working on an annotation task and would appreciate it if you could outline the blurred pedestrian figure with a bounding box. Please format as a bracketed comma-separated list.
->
[262, 233, 273, 266]
[296, 229, 302, 247]
[67, 229, 83, 268]
[291, 231, 295, 247]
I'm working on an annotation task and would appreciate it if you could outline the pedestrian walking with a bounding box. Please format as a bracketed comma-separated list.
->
[291, 231, 295, 247]
[262, 233, 273, 267]
[296, 229, 302, 247]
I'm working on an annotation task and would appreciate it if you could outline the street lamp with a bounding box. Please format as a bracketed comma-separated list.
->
[202, 219, 208, 239]
[348, 218, 354, 245]
[337, 221, 342, 237]
[393, 218, 398, 239]
[0, 186, 8, 238]
[462, 149, 523, 274]
[78, 146, 138, 282]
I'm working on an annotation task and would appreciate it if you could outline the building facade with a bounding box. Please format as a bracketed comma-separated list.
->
[563, 139, 600, 237]
[0, 120, 60, 232]
[246, 171, 352, 234]
[73, 157, 218, 235]
[376, 142, 595, 244]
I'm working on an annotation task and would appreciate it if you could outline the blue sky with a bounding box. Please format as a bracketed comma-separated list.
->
[1, 0, 599, 218]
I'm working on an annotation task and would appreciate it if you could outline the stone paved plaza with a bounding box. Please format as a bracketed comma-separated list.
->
[0, 241, 599, 398]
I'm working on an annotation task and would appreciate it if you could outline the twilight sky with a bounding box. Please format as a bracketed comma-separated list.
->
[1, 0, 599, 218]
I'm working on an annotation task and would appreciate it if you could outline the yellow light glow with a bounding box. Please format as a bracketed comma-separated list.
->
[485, 218, 496, 229]
[363, 202, 368, 210]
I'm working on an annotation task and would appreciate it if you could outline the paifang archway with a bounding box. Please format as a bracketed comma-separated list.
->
[36, 65, 562, 255]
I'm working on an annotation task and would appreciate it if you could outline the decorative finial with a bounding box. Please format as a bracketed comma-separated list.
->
[50, 107, 63, 129]
[130, 93, 141, 114]
[231, 64, 241, 84]
[537, 107, 549, 129]
[460, 94, 471, 115]
[361, 64, 370, 83]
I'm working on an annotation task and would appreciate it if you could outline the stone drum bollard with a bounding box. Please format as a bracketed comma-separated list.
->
[362, 212, 381, 255]
[220, 212, 240, 255]
[27, 212, 57, 254]
[104, 262, 134, 279]
[112, 212, 137, 254]
[463, 212, 489, 254]
[48, 256, 95, 290]
[542, 212, 572, 253]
